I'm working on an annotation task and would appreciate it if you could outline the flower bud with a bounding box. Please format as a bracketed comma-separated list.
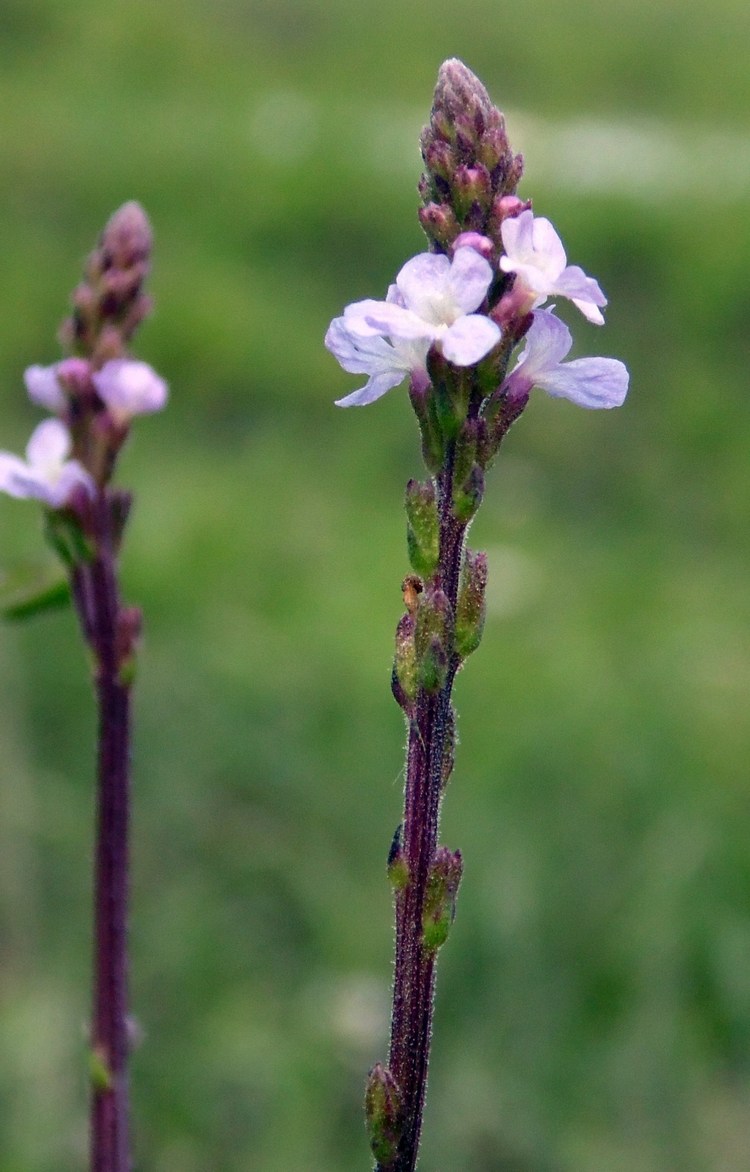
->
[392, 612, 418, 710]
[455, 550, 487, 659]
[365, 1063, 404, 1166]
[422, 846, 463, 952]
[101, 201, 153, 271]
[405, 478, 439, 579]
[452, 463, 484, 523]
[452, 163, 492, 220]
[408, 376, 445, 474]
[414, 585, 453, 694]
[417, 202, 460, 250]
[387, 824, 409, 891]
[420, 60, 523, 246]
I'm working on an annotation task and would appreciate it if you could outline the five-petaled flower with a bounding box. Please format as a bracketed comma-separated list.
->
[500, 210, 607, 325]
[326, 247, 501, 407]
[0, 418, 94, 508]
[501, 310, 628, 409]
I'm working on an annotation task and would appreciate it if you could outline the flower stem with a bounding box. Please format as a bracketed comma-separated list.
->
[72, 495, 133, 1172]
[379, 449, 466, 1172]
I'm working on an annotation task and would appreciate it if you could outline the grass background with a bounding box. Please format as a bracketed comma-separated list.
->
[0, 1, 749, 1168]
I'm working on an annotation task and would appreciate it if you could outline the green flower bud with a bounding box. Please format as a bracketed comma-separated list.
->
[392, 612, 418, 709]
[452, 463, 485, 522]
[422, 847, 463, 952]
[365, 1063, 404, 1166]
[414, 585, 453, 694]
[455, 549, 488, 659]
[387, 824, 410, 891]
[405, 479, 439, 578]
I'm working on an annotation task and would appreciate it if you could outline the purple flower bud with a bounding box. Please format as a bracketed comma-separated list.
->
[452, 231, 494, 260]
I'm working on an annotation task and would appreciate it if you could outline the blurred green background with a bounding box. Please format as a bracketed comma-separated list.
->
[1, 1, 749, 1169]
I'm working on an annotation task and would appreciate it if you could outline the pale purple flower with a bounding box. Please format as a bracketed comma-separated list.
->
[326, 311, 431, 407]
[327, 247, 502, 406]
[500, 210, 607, 325]
[0, 419, 94, 507]
[24, 364, 68, 412]
[501, 310, 628, 409]
[24, 357, 92, 413]
[92, 359, 168, 421]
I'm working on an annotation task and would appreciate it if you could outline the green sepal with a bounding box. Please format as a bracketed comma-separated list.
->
[409, 381, 445, 474]
[365, 1063, 404, 1166]
[405, 479, 439, 578]
[455, 549, 488, 658]
[0, 563, 70, 621]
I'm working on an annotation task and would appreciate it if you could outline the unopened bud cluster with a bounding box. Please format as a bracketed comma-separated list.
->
[418, 58, 524, 254]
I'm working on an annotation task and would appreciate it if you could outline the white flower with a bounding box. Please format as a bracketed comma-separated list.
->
[501, 310, 628, 409]
[0, 419, 95, 507]
[500, 210, 607, 325]
[92, 359, 168, 421]
[326, 247, 502, 407]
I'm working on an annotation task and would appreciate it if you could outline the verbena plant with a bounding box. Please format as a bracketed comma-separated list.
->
[0, 203, 166, 1172]
[326, 60, 628, 1171]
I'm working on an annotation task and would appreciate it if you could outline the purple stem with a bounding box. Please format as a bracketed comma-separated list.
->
[72, 494, 132, 1172]
[380, 451, 466, 1172]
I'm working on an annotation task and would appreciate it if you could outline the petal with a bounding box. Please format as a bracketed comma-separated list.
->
[45, 460, 96, 507]
[0, 452, 38, 499]
[518, 310, 573, 377]
[396, 253, 451, 317]
[536, 357, 629, 408]
[529, 216, 567, 276]
[343, 299, 398, 338]
[93, 359, 168, 417]
[335, 369, 406, 407]
[326, 317, 397, 374]
[24, 364, 67, 412]
[352, 300, 436, 342]
[446, 248, 494, 315]
[500, 209, 535, 259]
[552, 265, 607, 323]
[26, 418, 71, 468]
[441, 315, 501, 365]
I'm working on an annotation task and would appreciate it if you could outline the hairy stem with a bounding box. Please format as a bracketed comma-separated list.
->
[73, 496, 132, 1172]
[380, 449, 466, 1172]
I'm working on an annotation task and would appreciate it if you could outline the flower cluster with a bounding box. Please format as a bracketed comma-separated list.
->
[0, 356, 167, 509]
[326, 59, 627, 422]
[0, 203, 167, 513]
[326, 209, 627, 413]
